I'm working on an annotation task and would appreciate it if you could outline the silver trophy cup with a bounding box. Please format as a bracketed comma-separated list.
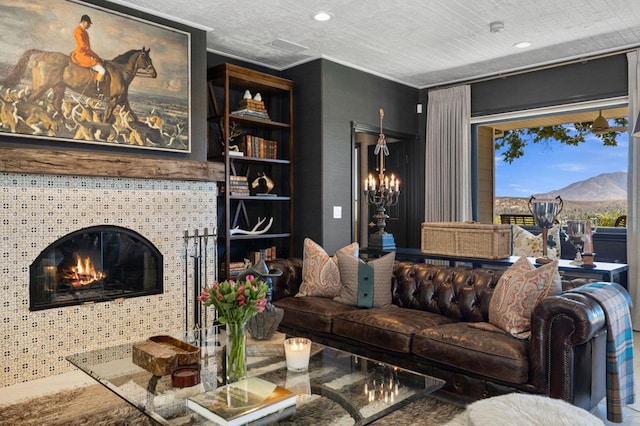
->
[528, 196, 563, 263]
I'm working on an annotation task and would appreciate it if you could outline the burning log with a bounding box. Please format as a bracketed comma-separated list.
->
[61, 253, 106, 288]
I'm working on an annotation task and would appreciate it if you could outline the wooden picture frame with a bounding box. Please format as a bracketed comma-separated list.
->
[0, 0, 191, 153]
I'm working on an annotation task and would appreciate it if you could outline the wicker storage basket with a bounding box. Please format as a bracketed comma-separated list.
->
[421, 222, 512, 259]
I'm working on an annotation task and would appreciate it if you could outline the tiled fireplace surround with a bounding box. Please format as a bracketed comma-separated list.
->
[1, 171, 217, 388]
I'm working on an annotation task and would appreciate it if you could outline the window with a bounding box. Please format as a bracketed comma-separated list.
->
[473, 99, 628, 227]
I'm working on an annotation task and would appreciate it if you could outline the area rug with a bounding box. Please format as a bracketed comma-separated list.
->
[0, 384, 466, 425]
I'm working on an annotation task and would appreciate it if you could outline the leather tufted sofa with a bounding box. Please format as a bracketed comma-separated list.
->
[267, 258, 608, 411]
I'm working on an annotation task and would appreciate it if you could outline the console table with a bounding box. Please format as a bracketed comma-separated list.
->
[361, 247, 628, 288]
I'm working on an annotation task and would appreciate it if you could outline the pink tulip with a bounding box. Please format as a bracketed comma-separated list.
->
[196, 288, 210, 302]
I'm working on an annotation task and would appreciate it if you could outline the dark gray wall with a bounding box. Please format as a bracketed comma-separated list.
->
[417, 53, 628, 120]
[284, 59, 419, 255]
[280, 61, 323, 255]
[470, 54, 628, 116]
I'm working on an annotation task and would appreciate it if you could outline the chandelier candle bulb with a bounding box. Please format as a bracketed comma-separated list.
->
[284, 338, 311, 372]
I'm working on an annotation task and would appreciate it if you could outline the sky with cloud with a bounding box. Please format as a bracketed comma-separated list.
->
[0, 0, 190, 98]
[495, 130, 628, 197]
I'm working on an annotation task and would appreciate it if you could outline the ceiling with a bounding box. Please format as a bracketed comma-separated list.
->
[490, 106, 629, 132]
[118, 0, 640, 88]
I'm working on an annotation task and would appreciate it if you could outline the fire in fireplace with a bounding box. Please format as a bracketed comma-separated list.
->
[30, 225, 163, 311]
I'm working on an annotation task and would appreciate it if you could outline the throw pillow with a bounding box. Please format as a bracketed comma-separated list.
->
[334, 251, 395, 308]
[512, 224, 561, 259]
[296, 238, 359, 298]
[489, 256, 560, 339]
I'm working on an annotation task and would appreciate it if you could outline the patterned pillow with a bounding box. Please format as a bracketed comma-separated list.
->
[296, 238, 359, 298]
[489, 256, 561, 339]
[512, 224, 561, 259]
[333, 251, 395, 308]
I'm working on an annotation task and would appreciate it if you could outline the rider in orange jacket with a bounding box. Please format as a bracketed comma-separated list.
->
[70, 15, 105, 93]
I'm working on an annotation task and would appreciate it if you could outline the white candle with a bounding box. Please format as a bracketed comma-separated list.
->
[284, 338, 311, 372]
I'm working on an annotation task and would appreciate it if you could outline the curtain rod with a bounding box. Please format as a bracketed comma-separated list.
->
[428, 45, 640, 91]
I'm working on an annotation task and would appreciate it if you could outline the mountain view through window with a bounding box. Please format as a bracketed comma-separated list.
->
[494, 117, 628, 227]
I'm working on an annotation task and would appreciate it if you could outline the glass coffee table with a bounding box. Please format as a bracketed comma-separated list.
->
[67, 327, 444, 425]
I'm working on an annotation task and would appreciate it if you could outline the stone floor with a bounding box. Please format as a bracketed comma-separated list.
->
[1, 333, 640, 424]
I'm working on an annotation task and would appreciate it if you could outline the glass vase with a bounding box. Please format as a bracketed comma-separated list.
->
[225, 322, 248, 383]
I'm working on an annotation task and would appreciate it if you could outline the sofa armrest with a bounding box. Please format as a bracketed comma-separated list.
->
[529, 292, 607, 409]
[266, 258, 303, 301]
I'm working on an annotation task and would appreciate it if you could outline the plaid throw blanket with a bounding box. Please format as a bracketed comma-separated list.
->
[568, 282, 635, 423]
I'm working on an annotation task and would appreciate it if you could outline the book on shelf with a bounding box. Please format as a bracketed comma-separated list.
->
[222, 261, 251, 277]
[186, 377, 296, 425]
[247, 247, 277, 264]
[229, 175, 250, 196]
[242, 135, 278, 159]
[231, 108, 271, 120]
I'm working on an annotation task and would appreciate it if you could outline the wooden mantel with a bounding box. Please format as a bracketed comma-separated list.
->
[0, 147, 224, 182]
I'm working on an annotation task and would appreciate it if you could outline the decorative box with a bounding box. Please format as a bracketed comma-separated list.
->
[132, 335, 200, 376]
[421, 222, 512, 259]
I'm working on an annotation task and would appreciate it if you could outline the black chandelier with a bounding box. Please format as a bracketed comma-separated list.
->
[363, 108, 400, 250]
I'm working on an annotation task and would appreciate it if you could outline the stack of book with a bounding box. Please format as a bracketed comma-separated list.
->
[246, 247, 277, 265]
[229, 175, 250, 196]
[231, 98, 270, 120]
[186, 377, 296, 425]
[222, 261, 248, 277]
[242, 135, 278, 159]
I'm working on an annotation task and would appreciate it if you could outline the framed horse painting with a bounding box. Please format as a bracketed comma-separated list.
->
[0, 0, 192, 153]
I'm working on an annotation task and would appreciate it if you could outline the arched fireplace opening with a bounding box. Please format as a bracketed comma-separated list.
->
[30, 225, 163, 311]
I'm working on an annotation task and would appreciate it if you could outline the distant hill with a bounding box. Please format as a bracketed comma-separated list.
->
[533, 171, 626, 201]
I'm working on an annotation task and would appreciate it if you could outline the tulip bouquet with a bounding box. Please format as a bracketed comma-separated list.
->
[197, 275, 268, 324]
[198, 275, 268, 382]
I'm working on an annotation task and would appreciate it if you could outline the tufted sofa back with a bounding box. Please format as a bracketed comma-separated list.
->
[269, 258, 503, 323]
[391, 261, 502, 322]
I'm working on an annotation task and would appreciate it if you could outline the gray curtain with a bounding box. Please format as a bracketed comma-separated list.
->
[626, 50, 640, 329]
[424, 85, 472, 222]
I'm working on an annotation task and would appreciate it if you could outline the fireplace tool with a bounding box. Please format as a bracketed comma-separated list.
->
[183, 227, 217, 334]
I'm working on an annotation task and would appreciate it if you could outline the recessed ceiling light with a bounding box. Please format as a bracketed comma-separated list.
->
[313, 11, 332, 22]
[513, 41, 532, 49]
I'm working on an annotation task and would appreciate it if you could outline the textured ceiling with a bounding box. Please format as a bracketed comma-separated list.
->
[119, 0, 640, 88]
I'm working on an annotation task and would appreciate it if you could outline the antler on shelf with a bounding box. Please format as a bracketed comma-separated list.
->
[229, 217, 274, 235]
